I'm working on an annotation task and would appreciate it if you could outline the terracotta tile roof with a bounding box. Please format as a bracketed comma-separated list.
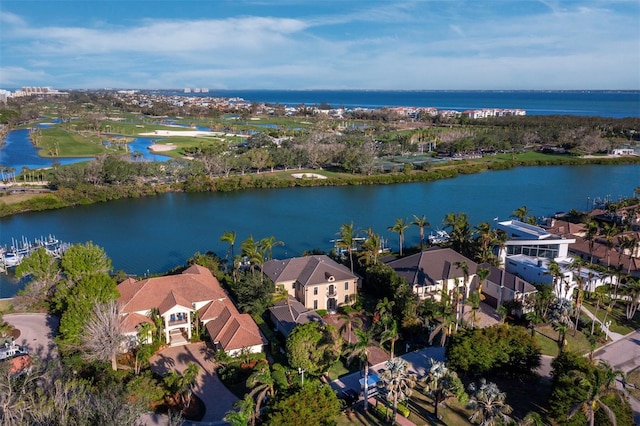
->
[120, 312, 154, 334]
[205, 309, 266, 352]
[544, 220, 586, 237]
[158, 290, 194, 315]
[263, 255, 359, 287]
[117, 266, 225, 314]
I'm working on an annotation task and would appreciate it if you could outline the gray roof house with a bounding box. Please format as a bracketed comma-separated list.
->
[268, 297, 324, 337]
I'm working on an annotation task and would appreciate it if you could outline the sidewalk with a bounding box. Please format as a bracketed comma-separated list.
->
[579, 305, 624, 341]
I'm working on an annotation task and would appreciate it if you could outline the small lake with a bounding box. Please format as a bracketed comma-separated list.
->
[1, 163, 638, 297]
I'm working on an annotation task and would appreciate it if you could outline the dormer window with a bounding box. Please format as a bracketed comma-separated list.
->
[325, 272, 335, 282]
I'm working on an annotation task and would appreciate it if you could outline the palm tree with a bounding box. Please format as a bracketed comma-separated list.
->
[336, 222, 356, 272]
[220, 231, 236, 265]
[422, 358, 464, 420]
[443, 212, 474, 257]
[567, 361, 625, 426]
[412, 214, 430, 249]
[388, 217, 410, 256]
[429, 294, 455, 346]
[475, 222, 494, 264]
[259, 235, 283, 261]
[246, 364, 274, 424]
[570, 257, 585, 336]
[476, 267, 490, 302]
[376, 297, 395, 332]
[547, 260, 565, 299]
[584, 220, 599, 263]
[624, 277, 640, 320]
[603, 222, 620, 267]
[454, 260, 470, 321]
[345, 328, 376, 411]
[272, 285, 295, 323]
[380, 319, 399, 360]
[377, 358, 417, 423]
[224, 395, 255, 426]
[339, 312, 363, 344]
[512, 205, 531, 222]
[467, 379, 513, 426]
[357, 227, 381, 266]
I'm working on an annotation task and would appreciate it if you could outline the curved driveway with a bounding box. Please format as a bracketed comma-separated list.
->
[3, 313, 59, 360]
[149, 342, 238, 423]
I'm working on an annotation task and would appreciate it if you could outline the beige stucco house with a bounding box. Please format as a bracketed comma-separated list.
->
[262, 255, 360, 312]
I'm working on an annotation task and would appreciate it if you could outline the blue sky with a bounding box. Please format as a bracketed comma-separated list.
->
[1, 0, 639, 90]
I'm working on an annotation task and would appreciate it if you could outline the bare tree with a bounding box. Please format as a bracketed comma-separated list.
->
[80, 300, 125, 371]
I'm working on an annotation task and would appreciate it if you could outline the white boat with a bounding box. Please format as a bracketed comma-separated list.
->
[2, 251, 23, 267]
[428, 230, 450, 245]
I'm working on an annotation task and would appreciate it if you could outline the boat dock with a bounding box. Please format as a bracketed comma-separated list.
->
[0, 235, 70, 273]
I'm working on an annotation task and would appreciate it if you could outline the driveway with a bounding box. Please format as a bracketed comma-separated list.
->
[3, 313, 59, 360]
[594, 330, 640, 424]
[149, 342, 238, 423]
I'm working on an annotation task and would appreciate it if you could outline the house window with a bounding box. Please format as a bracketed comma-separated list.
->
[314, 287, 318, 295]
[291, 283, 295, 289]
[345, 282, 349, 290]
[313, 300, 318, 310]
[344, 295, 349, 303]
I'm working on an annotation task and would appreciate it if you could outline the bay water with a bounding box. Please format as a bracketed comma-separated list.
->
[1, 163, 638, 297]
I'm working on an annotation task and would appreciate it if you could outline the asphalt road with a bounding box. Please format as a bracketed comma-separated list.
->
[3, 313, 59, 360]
[594, 329, 640, 424]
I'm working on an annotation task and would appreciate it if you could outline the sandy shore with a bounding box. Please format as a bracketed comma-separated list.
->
[148, 143, 177, 152]
[140, 130, 218, 137]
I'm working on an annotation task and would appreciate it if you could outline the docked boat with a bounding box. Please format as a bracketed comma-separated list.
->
[428, 230, 450, 245]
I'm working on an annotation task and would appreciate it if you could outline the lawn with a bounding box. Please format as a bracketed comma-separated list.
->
[533, 323, 592, 356]
[0, 299, 13, 313]
[581, 298, 640, 336]
[39, 127, 106, 157]
[626, 367, 640, 401]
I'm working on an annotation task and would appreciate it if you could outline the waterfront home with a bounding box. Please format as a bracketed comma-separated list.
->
[385, 247, 478, 301]
[268, 297, 324, 337]
[117, 264, 265, 355]
[478, 263, 537, 314]
[262, 255, 360, 313]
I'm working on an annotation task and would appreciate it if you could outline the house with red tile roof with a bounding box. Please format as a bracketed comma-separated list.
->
[117, 264, 266, 355]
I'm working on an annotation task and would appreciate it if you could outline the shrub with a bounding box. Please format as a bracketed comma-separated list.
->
[316, 309, 328, 317]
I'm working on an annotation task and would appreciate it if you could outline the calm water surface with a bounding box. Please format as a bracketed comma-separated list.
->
[1, 164, 638, 297]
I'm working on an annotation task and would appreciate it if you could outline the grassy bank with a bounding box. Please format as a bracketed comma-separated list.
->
[1, 154, 639, 218]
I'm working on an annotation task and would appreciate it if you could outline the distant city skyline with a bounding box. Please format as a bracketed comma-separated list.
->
[1, 0, 639, 90]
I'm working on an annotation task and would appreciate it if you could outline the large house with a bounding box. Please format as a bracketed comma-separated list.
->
[118, 264, 266, 355]
[498, 219, 617, 298]
[385, 248, 479, 301]
[262, 255, 360, 312]
[385, 247, 537, 310]
[268, 298, 324, 337]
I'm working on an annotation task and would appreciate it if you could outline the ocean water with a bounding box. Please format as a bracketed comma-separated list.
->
[150, 90, 640, 118]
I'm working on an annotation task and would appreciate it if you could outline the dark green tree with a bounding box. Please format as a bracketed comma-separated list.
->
[286, 322, 342, 376]
[265, 381, 341, 426]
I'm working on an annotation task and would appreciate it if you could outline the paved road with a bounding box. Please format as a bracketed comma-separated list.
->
[594, 329, 640, 424]
[3, 313, 59, 360]
[148, 342, 238, 424]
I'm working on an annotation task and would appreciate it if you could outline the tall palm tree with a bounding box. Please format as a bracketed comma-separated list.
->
[358, 227, 381, 266]
[246, 364, 274, 424]
[376, 297, 395, 331]
[443, 212, 474, 257]
[570, 257, 585, 336]
[467, 379, 513, 426]
[624, 277, 640, 320]
[336, 222, 356, 272]
[259, 235, 283, 261]
[422, 358, 464, 420]
[603, 222, 620, 267]
[567, 361, 625, 426]
[475, 222, 494, 264]
[339, 312, 363, 344]
[476, 267, 490, 303]
[345, 328, 376, 411]
[220, 230, 236, 265]
[377, 358, 417, 423]
[455, 260, 470, 321]
[388, 217, 410, 256]
[584, 220, 599, 263]
[380, 319, 399, 360]
[547, 260, 565, 299]
[412, 214, 430, 249]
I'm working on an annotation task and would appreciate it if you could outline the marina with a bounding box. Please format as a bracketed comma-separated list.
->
[0, 235, 69, 273]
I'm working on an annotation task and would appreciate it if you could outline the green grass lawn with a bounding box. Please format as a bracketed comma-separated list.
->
[39, 127, 106, 157]
[533, 323, 592, 357]
[581, 298, 640, 335]
[626, 367, 640, 401]
[0, 299, 14, 313]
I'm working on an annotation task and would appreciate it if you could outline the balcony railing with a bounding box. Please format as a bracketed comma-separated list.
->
[326, 289, 337, 298]
[167, 318, 188, 327]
